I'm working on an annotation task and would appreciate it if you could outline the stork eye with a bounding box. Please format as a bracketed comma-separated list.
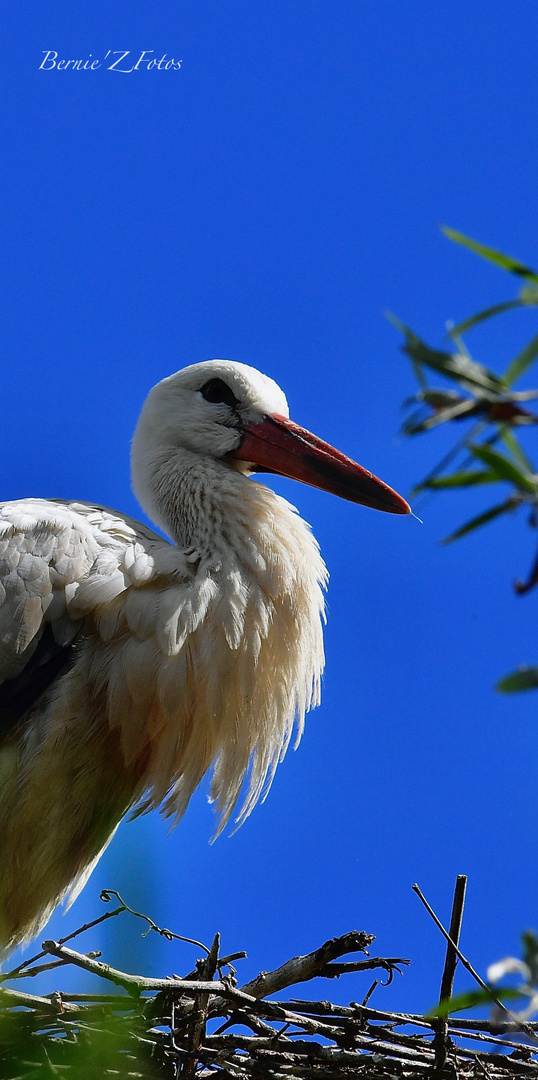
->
[200, 378, 240, 408]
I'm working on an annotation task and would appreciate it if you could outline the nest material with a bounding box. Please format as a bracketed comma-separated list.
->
[1, 887, 537, 1079]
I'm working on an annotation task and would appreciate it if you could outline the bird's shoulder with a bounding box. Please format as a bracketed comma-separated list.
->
[0, 498, 188, 684]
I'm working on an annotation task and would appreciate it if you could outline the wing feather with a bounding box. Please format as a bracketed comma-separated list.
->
[0, 499, 169, 725]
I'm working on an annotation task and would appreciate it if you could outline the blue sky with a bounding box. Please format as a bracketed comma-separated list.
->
[2, 1, 538, 1015]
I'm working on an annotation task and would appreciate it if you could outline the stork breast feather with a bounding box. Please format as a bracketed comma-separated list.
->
[156, 577, 220, 654]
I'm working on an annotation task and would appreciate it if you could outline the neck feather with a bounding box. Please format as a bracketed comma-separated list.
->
[130, 444, 329, 832]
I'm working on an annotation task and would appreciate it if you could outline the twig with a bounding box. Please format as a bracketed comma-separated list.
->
[314, 956, 409, 981]
[413, 881, 538, 1046]
[183, 931, 220, 1078]
[0, 986, 80, 1014]
[361, 979, 379, 1006]
[433, 873, 467, 1075]
[205, 1033, 435, 1066]
[413, 882, 502, 1002]
[3, 951, 102, 982]
[2, 889, 212, 984]
[41, 940, 226, 997]
[238, 931, 374, 998]
[218, 950, 247, 969]
[448, 1025, 538, 1055]
[0, 906, 125, 981]
[99, 889, 211, 953]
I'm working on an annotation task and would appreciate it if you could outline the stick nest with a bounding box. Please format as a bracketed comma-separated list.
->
[0, 890, 537, 1079]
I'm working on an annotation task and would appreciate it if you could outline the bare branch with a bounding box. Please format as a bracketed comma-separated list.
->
[239, 930, 374, 998]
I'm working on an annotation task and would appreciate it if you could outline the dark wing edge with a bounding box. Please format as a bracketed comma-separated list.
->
[0, 624, 83, 739]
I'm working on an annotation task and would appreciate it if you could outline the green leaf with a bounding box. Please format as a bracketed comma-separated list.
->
[411, 358, 428, 389]
[442, 227, 538, 283]
[503, 331, 538, 387]
[418, 389, 463, 407]
[387, 314, 427, 389]
[499, 428, 535, 473]
[401, 409, 428, 436]
[452, 300, 523, 336]
[416, 470, 500, 491]
[427, 349, 503, 394]
[403, 399, 477, 435]
[390, 316, 504, 393]
[442, 497, 519, 544]
[428, 987, 524, 1019]
[470, 444, 537, 494]
[497, 667, 538, 693]
[522, 931, 538, 983]
[386, 313, 460, 381]
[520, 284, 538, 304]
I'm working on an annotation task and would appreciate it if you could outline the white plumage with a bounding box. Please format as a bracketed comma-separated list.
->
[0, 360, 408, 955]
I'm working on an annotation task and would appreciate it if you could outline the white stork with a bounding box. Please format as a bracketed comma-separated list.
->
[0, 360, 409, 955]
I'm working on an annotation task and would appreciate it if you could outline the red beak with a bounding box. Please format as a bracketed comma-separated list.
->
[232, 413, 410, 515]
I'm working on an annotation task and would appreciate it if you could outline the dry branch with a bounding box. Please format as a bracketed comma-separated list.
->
[433, 872, 467, 1075]
[238, 930, 374, 998]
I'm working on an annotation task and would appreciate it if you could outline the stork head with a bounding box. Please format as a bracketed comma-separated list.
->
[132, 359, 410, 516]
